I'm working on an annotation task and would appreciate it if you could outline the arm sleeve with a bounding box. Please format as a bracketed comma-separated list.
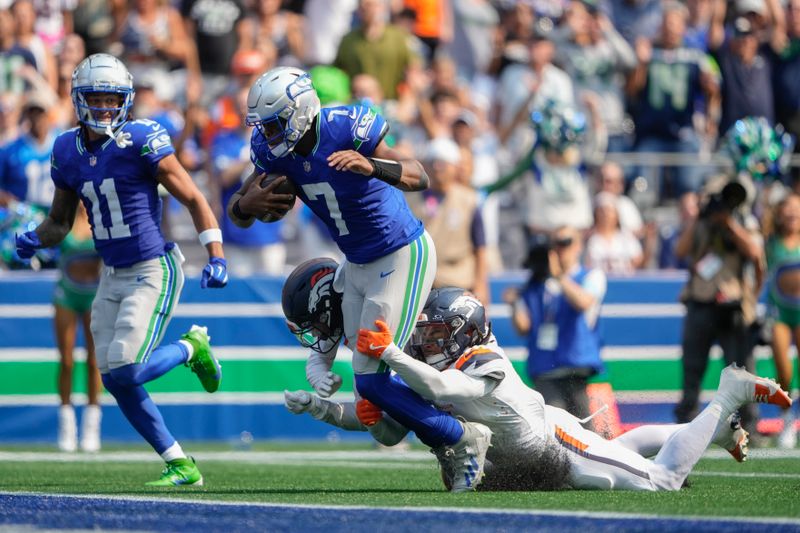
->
[305, 342, 338, 382]
[367, 414, 411, 446]
[380, 344, 497, 403]
[309, 397, 411, 445]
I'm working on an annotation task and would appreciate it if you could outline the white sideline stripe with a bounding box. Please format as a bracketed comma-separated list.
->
[1, 491, 798, 527]
[0, 390, 724, 406]
[0, 344, 789, 363]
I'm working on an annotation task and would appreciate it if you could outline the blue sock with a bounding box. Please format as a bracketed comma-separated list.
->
[355, 372, 463, 448]
[108, 342, 188, 387]
[101, 373, 176, 454]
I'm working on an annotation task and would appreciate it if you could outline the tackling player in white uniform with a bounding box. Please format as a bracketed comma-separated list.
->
[291, 287, 792, 491]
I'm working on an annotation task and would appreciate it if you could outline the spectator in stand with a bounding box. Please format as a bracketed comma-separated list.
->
[585, 191, 645, 275]
[596, 161, 644, 236]
[626, 1, 720, 200]
[684, 0, 713, 50]
[489, 2, 535, 76]
[248, 0, 305, 68]
[445, 0, 499, 80]
[181, 0, 250, 106]
[658, 190, 699, 269]
[496, 23, 575, 163]
[11, 0, 57, 91]
[31, 0, 75, 52]
[0, 93, 22, 146]
[114, 0, 200, 106]
[402, 0, 453, 62]
[772, 0, 800, 153]
[607, 0, 663, 45]
[554, 0, 637, 153]
[301, 0, 358, 66]
[71, 0, 118, 55]
[406, 137, 489, 305]
[335, 0, 419, 100]
[0, 93, 58, 210]
[708, 0, 780, 138]
[0, 6, 38, 95]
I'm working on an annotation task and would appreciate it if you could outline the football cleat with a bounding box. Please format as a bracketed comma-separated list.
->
[777, 410, 797, 449]
[182, 325, 222, 393]
[431, 420, 492, 493]
[145, 457, 203, 487]
[79, 404, 102, 453]
[716, 364, 792, 410]
[713, 413, 749, 463]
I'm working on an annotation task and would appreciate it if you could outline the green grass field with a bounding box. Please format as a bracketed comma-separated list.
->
[1, 444, 799, 520]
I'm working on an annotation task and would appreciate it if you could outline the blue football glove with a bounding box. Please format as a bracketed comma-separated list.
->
[201, 256, 228, 288]
[15, 231, 41, 260]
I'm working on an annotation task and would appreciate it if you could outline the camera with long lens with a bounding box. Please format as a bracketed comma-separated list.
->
[700, 179, 748, 219]
[525, 233, 552, 283]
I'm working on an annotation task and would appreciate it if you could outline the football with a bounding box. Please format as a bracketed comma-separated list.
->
[258, 174, 297, 223]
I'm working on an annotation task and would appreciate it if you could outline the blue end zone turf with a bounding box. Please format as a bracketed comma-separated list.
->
[1, 493, 798, 533]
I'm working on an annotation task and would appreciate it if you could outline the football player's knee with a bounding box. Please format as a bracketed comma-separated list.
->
[109, 365, 142, 388]
[101, 372, 124, 396]
[355, 372, 390, 403]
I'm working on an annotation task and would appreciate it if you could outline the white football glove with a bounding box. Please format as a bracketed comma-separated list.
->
[284, 390, 313, 414]
[309, 371, 343, 398]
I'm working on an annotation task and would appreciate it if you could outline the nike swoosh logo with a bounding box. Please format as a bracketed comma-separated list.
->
[136, 275, 147, 282]
[380, 270, 394, 278]
[369, 343, 385, 351]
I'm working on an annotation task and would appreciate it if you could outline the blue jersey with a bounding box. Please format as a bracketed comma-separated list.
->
[50, 120, 174, 267]
[0, 133, 56, 208]
[250, 105, 423, 264]
[212, 129, 283, 246]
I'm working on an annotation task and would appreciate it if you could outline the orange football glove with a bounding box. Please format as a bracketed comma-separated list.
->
[356, 320, 393, 358]
[356, 398, 383, 426]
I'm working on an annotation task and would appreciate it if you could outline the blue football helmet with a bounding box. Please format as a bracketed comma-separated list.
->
[71, 54, 134, 135]
[246, 66, 321, 160]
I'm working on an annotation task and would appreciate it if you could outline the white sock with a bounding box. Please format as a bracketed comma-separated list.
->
[653, 401, 730, 485]
[161, 442, 187, 462]
[179, 340, 194, 362]
[613, 424, 686, 457]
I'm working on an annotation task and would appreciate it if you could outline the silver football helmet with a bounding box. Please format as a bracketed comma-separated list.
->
[71, 54, 134, 135]
[246, 66, 320, 160]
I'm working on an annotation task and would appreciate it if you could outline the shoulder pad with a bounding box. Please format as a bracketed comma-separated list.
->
[453, 347, 506, 380]
[125, 119, 173, 156]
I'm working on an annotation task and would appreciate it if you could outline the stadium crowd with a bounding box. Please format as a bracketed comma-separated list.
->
[2, 0, 800, 450]
[1, 0, 799, 276]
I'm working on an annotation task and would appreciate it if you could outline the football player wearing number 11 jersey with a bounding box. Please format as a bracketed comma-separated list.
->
[16, 54, 228, 486]
[229, 67, 483, 469]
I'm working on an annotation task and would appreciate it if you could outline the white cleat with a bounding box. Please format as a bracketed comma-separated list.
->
[777, 410, 797, 449]
[717, 364, 792, 410]
[79, 404, 102, 453]
[432, 420, 492, 493]
[714, 413, 749, 462]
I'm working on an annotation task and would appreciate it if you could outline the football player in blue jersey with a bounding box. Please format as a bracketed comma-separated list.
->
[227, 67, 491, 482]
[15, 54, 228, 486]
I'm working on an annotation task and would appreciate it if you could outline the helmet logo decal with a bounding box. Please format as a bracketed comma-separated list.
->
[308, 267, 335, 314]
[449, 295, 480, 318]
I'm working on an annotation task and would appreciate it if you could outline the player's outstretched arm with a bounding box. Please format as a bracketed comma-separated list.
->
[358, 320, 491, 403]
[156, 154, 227, 287]
[327, 140, 429, 192]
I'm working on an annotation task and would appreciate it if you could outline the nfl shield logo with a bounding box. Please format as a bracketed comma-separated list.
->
[89, 156, 97, 167]
[303, 161, 311, 173]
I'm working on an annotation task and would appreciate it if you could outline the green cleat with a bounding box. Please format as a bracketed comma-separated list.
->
[182, 325, 222, 393]
[145, 457, 203, 487]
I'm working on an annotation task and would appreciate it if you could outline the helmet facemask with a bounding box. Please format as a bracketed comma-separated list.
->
[71, 54, 134, 136]
[409, 314, 468, 370]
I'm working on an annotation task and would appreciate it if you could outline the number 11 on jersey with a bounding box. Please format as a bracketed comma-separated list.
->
[81, 179, 132, 240]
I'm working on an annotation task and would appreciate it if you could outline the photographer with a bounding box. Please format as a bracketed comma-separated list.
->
[674, 175, 764, 435]
[505, 226, 606, 429]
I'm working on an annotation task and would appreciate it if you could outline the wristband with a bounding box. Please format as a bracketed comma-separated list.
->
[231, 199, 249, 220]
[368, 157, 403, 186]
[198, 228, 223, 247]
